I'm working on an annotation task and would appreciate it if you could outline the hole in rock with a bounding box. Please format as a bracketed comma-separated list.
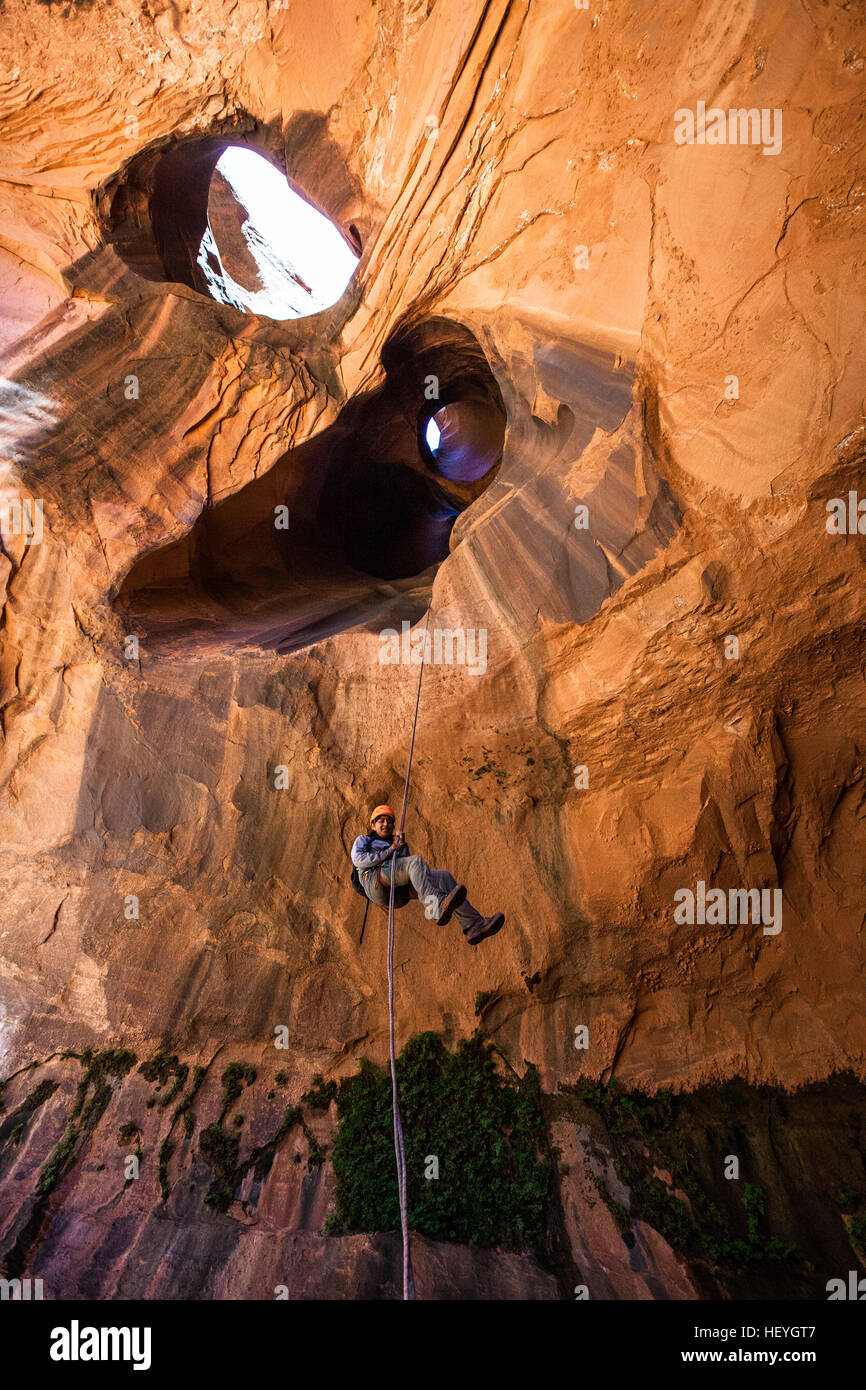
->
[114, 318, 506, 657]
[421, 399, 506, 482]
[104, 133, 361, 321]
[198, 148, 359, 319]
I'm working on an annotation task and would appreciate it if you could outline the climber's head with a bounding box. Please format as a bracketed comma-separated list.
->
[370, 804, 395, 837]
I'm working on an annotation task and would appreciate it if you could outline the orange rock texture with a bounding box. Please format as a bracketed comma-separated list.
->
[0, 0, 864, 1299]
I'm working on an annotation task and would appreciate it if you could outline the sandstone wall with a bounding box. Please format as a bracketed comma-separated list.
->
[0, 0, 863, 1297]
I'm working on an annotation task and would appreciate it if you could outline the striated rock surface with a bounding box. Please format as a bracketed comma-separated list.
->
[0, 0, 864, 1299]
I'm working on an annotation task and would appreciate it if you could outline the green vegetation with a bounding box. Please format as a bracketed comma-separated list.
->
[575, 1080, 796, 1270]
[0, 1052, 138, 1278]
[460, 746, 512, 788]
[743, 1182, 765, 1243]
[474, 990, 495, 1016]
[0, 1057, 66, 1112]
[33, 1051, 137, 1200]
[198, 1092, 324, 1212]
[158, 1138, 174, 1201]
[199, 1124, 241, 1212]
[301, 1075, 338, 1110]
[139, 1054, 190, 1108]
[0, 1078, 58, 1147]
[836, 1185, 859, 1212]
[325, 1032, 551, 1249]
[117, 1121, 143, 1190]
[70, 1050, 137, 1128]
[835, 1184, 866, 1255]
[266, 1102, 325, 1167]
[20, 1079, 57, 1111]
[172, 1064, 206, 1137]
[579, 1077, 674, 1137]
[139, 1053, 175, 1086]
[162, 1065, 189, 1106]
[849, 1213, 866, 1254]
[219, 1062, 257, 1120]
[37, 1124, 77, 1197]
[608, 1199, 631, 1232]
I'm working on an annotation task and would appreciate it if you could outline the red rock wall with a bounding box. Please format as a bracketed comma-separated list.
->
[0, 0, 863, 1298]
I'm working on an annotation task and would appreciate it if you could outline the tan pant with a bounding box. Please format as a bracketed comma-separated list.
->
[363, 853, 485, 934]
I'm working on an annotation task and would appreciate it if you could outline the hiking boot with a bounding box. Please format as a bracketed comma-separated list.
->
[436, 884, 467, 925]
[465, 913, 505, 946]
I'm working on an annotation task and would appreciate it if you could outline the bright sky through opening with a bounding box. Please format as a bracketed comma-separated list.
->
[425, 416, 441, 452]
[199, 147, 359, 320]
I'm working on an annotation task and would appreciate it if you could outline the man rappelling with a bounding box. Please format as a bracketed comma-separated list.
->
[350, 804, 505, 945]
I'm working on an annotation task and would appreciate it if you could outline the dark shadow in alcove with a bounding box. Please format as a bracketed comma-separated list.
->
[113, 318, 507, 657]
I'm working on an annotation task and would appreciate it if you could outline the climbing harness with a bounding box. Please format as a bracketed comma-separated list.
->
[385, 606, 431, 1302]
[354, 847, 410, 942]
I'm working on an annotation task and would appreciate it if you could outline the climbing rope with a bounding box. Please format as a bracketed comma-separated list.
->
[385, 606, 431, 1302]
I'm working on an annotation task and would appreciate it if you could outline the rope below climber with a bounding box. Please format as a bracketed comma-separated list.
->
[347, 610, 506, 1300]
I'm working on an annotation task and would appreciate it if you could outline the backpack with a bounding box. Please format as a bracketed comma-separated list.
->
[350, 835, 410, 903]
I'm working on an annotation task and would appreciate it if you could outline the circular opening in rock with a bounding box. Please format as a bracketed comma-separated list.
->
[198, 147, 359, 319]
[115, 316, 507, 655]
[421, 399, 505, 482]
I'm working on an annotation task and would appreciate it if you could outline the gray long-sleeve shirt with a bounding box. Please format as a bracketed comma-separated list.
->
[351, 834, 410, 872]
